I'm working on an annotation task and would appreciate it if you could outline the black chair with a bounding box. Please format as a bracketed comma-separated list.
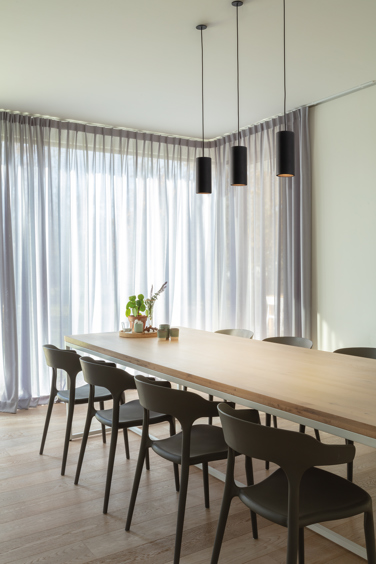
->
[212, 403, 376, 564]
[263, 336, 313, 349]
[333, 347, 376, 482]
[75, 357, 178, 514]
[125, 376, 260, 564]
[40, 345, 112, 476]
[262, 336, 319, 469]
[215, 329, 254, 339]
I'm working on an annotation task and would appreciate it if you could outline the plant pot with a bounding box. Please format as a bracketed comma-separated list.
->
[128, 315, 148, 332]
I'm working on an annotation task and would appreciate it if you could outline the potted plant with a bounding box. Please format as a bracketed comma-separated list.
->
[126, 294, 147, 331]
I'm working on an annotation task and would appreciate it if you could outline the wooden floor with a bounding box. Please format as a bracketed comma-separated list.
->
[1, 393, 375, 564]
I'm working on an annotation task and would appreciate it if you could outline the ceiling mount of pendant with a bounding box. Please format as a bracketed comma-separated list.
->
[196, 24, 207, 31]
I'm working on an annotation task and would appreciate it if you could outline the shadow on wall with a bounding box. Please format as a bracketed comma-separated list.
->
[314, 313, 345, 352]
[313, 313, 376, 352]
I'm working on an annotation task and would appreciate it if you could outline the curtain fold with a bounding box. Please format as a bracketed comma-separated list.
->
[0, 108, 311, 412]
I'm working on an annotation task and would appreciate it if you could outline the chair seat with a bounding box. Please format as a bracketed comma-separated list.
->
[152, 424, 229, 465]
[57, 384, 112, 404]
[239, 467, 371, 527]
[95, 399, 169, 428]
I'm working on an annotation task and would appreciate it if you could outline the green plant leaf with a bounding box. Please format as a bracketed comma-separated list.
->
[129, 295, 136, 300]
[138, 294, 144, 300]
[139, 304, 145, 312]
[125, 308, 130, 317]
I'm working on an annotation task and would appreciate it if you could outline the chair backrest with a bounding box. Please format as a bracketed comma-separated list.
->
[135, 375, 221, 429]
[215, 329, 254, 339]
[43, 344, 82, 377]
[218, 403, 355, 480]
[263, 336, 313, 349]
[334, 347, 376, 360]
[80, 357, 172, 403]
[80, 356, 137, 401]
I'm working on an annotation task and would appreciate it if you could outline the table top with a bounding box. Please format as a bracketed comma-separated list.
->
[65, 328, 376, 439]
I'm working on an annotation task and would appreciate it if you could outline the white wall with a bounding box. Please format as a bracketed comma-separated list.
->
[311, 86, 376, 351]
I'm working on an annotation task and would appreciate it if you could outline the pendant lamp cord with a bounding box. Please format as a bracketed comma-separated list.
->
[201, 28, 205, 157]
[283, 0, 287, 131]
[236, 4, 240, 145]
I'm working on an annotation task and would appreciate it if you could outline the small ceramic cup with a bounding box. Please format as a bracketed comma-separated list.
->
[134, 320, 144, 334]
[159, 324, 170, 340]
[157, 329, 168, 340]
[170, 327, 179, 340]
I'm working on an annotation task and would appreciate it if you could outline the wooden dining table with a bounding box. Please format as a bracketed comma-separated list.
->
[64, 327, 376, 560]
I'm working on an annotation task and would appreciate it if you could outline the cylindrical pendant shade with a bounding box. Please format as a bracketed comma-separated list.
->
[196, 156, 212, 194]
[276, 130, 295, 177]
[230, 145, 247, 186]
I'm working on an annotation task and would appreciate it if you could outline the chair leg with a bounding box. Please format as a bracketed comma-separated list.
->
[174, 464, 180, 493]
[61, 400, 75, 476]
[299, 528, 305, 564]
[145, 448, 150, 471]
[202, 462, 210, 509]
[208, 394, 214, 425]
[125, 445, 148, 531]
[173, 461, 190, 564]
[169, 418, 180, 492]
[286, 525, 299, 564]
[210, 481, 233, 564]
[99, 400, 106, 444]
[364, 510, 376, 564]
[74, 405, 96, 485]
[265, 414, 271, 470]
[347, 461, 354, 482]
[314, 429, 321, 442]
[273, 415, 278, 428]
[245, 456, 258, 540]
[346, 440, 354, 481]
[123, 428, 130, 459]
[103, 425, 119, 514]
[39, 391, 56, 454]
[299, 424, 306, 434]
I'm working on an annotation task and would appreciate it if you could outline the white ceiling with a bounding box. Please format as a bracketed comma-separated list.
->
[1, 0, 375, 139]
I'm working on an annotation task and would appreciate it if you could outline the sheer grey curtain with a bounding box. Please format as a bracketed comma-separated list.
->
[0, 108, 310, 412]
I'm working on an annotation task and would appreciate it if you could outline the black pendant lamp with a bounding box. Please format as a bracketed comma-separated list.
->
[230, 1, 247, 187]
[276, 0, 295, 177]
[196, 24, 212, 195]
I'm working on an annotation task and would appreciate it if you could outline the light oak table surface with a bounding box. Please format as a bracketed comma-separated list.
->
[65, 327, 376, 441]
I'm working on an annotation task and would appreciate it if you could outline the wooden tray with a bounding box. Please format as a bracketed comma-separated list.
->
[119, 331, 157, 339]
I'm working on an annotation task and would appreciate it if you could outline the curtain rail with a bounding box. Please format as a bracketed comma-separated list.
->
[1, 80, 375, 145]
[215, 80, 376, 141]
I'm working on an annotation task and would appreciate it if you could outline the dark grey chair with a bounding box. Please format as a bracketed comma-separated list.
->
[215, 329, 254, 339]
[333, 347, 376, 482]
[212, 403, 376, 564]
[75, 357, 177, 514]
[125, 376, 260, 564]
[335, 347, 376, 360]
[263, 336, 313, 349]
[40, 345, 112, 476]
[262, 336, 319, 470]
